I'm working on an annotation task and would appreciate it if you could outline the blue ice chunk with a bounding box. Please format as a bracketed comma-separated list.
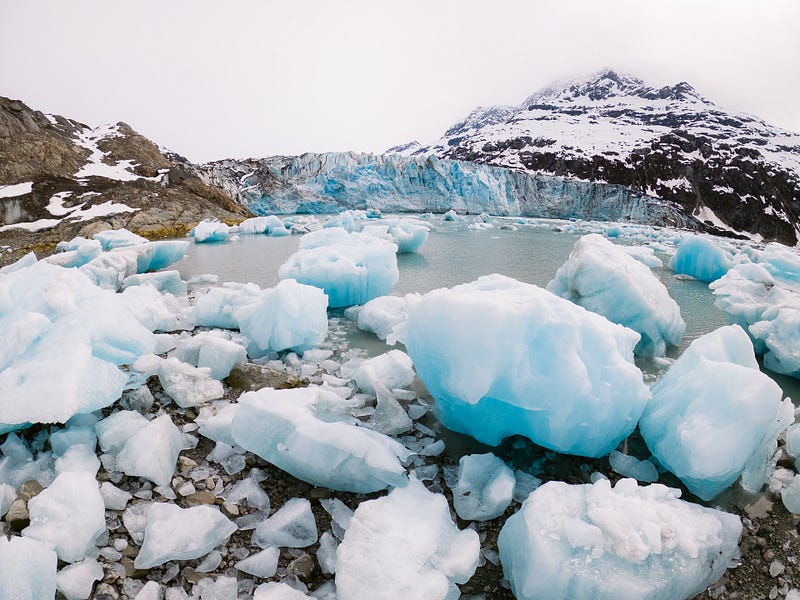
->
[134, 241, 190, 272]
[452, 453, 515, 521]
[194, 282, 262, 330]
[278, 228, 398, 308]
[640, 325, 793, 500]
[548, 234, 684, 357]
[401, 275, 649, 457]
[498, 478, 742, 600]
[192, 219, 231, 243]
[123, 270, 187, 296]
[669, 236, 733, 282]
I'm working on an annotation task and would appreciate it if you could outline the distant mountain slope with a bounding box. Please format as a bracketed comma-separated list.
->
[0, 97, 249, 261]
[390, 70, 800, 244]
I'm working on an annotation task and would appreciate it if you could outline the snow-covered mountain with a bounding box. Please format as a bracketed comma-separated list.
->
[390, 70, 800, 244]
[0, 96, 248, 262]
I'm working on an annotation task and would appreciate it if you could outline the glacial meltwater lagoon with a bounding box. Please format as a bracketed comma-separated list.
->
[174, 216, 800, 402]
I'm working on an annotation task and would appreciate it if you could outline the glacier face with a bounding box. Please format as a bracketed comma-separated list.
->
[196, 151, 697, 229]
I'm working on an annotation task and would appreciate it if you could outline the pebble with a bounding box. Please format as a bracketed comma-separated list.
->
[183, 491, 216, 506]
[770, 560, 785, 577]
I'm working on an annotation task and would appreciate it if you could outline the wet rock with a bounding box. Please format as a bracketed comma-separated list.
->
[183, 491, 216, 507]
[225, 363, 306, 392]
[287, 553, 316, 582]
[5, 498, 29, 530]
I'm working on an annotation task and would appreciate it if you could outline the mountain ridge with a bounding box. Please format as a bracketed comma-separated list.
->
[390, 70, 800, 244]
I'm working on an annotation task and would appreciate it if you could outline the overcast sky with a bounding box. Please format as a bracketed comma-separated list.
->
[1, 0, 798, 163]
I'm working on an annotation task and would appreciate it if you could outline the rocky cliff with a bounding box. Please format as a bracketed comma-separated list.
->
[0, 97, 250, 262]
[390, 70, 800, 244]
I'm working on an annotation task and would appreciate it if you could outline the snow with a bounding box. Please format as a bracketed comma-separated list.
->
[73, 123, 163, 182]
[639, 325, 793, 500]
[278, 227, 399, 307]
[401, 274, 650, 457]
[498, 478, 742, 600]
[452, 453, 515, 521]
[134, 503, 237, 569]
[252, 497, 317, 548]
[0, 536, 57, 600]
[336, 477, 480, 600]
[0, 181, 33, 197]
[23, 471, 106, 562]
[548, 234, 685, 357]
[669, 235, 734, 282]
[231, 386, 412, 493]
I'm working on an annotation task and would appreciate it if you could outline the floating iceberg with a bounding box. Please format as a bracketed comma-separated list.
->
[548, 234, 684, 357]
[230, 386, 412, 493]
[93, 228, 148, 250]
[134, 503, 237, 569]
[401, 275, 649, 457]
[192, 218, 230, 243]
[238, 215, 290, 236]
[669, 235, 733, 282]
[639, 325, 792, 500]
[335, 477, 480, 600]
[279, 227, 398, 307]
[498, 478, 742, 600]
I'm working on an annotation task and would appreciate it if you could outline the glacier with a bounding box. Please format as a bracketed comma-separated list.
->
[197, 152, 697, 228]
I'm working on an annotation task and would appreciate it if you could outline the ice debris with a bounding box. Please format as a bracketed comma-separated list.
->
[344, 294, 411, 342]
[231, 386, 412, 493]
[134, 503, 237, 569]
[114, 414, 185, 487]
[133, 354, 223, 408]
[23, 471, 106, 562]
[452, 453, 515, 521]
[252, 498, 317, 548]
[548, 234, 684, 357]
[0, 536, 57, 600]
[56, 559, 104, 600]
[640, 325, 793, 500]
[335, 477, 480, 600]
[402, 274, 650, 457]
[498, 478, 742, 600]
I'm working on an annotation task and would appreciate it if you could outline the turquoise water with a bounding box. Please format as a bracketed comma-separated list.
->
[174, 221, 797, 401]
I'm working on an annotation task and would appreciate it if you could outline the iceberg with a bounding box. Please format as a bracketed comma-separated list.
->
[669, 235, 733, 282]
[192, 218, 230, 243]
[170, 331, 247, 380]
[345, 294, 410, 342]
[230, 386, 412, 493]
[639, 325, 792, 500]
[238, 215, 290, 236]
[335, 477, 480, 600]
[498, 478, 742, 600]
[93, 228, 148, 250]
[401, 274, 650, 457]
[278, 228, 399, 308]
[351, 350, 415, 395]
[548, 234, 684, 357]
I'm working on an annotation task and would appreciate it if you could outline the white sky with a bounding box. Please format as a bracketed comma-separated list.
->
[1, 0, 798, 163]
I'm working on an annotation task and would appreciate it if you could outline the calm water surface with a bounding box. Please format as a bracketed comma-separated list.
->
[174, 220, 798, 401]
